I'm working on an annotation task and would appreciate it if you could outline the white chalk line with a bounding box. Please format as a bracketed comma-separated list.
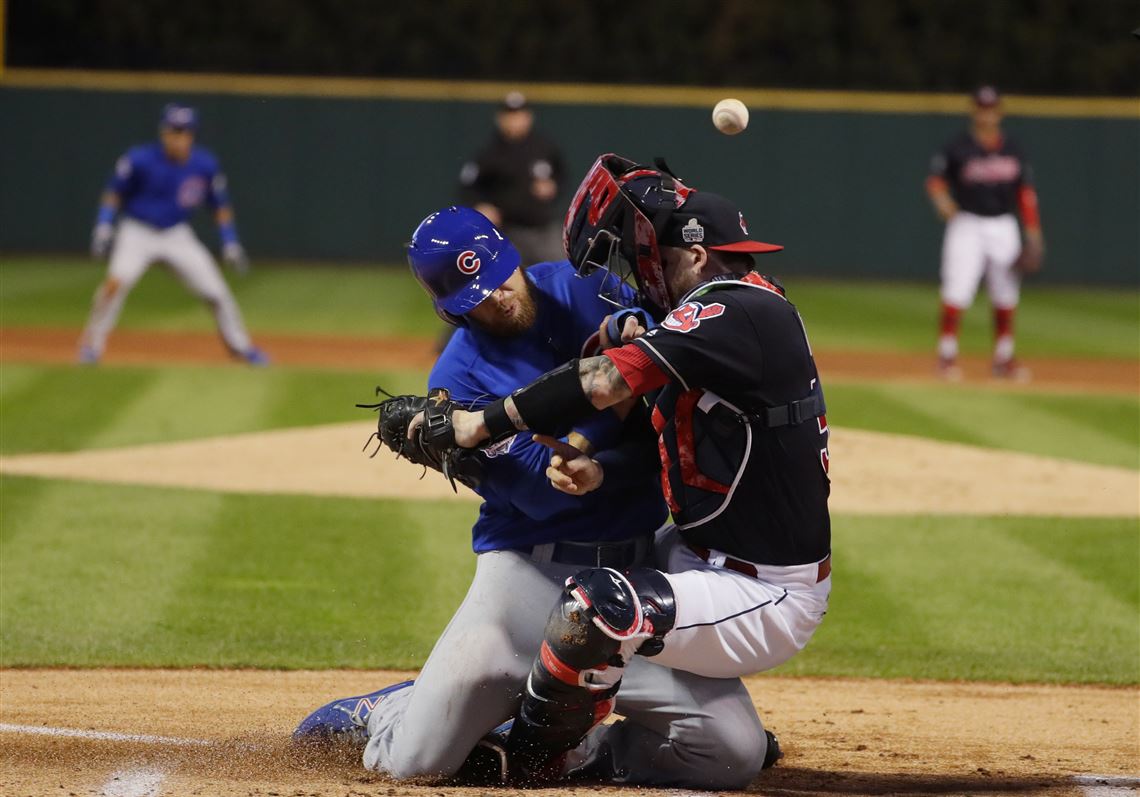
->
[0, 722, 210, 747]
[1075, 774, 1140, 796]
[101, 766, 168, 797]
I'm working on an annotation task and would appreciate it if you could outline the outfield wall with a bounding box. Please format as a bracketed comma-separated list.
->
[1, 70, 1136, 285]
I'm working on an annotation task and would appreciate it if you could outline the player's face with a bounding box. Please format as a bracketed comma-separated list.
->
[659, 245, 708, 304]
[159, 126, 195, 162]
[496, 109, 534, 140]
[466, 268, 538, 336]
[971, 104, 1002, 129]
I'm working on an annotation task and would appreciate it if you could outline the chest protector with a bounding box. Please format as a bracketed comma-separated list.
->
[648, 279, 827, 530]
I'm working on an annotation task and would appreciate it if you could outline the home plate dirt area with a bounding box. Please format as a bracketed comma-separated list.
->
[0, 670, 1137, 796]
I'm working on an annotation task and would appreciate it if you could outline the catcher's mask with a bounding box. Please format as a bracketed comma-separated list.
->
[406, 206, 521, 326]
[563, 154, 782, 320]
[563, 155, 691, 321]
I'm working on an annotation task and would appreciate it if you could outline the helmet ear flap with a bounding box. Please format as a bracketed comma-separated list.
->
[435, 304, 467, 327]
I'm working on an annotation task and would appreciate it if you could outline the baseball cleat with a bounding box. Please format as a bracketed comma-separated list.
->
[936, 356, 962, 382]
[241, 346, 270, 366]
[991, 358, 1030, 382]
[77, 346, 101, 365]
[292, 679, 413, 745]
[762, 728, 783, 769]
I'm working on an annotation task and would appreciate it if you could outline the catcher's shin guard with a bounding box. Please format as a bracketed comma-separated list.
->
[506, 567, 676, 783]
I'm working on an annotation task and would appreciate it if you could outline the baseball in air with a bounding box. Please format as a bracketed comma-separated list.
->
[712, 98, 749, 135]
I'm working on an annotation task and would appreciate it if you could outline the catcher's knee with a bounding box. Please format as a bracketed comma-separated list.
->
[506, 568, 676, 782]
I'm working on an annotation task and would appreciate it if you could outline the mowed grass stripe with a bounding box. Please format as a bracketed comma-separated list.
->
[0, 364, 427, 454]
[778, 515, 1140, 684]
[0, 477, 225, 665]
[83, 366, 277, 451]
[2, 475, 1135, 682]
[0, 366, 159, 454]
[827, 382, 1140, 470]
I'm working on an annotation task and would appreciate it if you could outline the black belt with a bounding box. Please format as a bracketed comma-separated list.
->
[688, 544, 832, 583]
[523, 536, 652, 569]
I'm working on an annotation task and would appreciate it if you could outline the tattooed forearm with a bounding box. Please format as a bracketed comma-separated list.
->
[578, 356, 633, 409]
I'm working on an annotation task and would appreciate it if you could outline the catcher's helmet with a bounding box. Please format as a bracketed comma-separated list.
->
[563, 155, 695, 320]
[563, 155, 780, 320]
[406, 206, 521, 326]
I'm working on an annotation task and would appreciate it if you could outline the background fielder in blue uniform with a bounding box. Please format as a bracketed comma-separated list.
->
[295, 207, 772, 789]
[78, 103, 267, 365]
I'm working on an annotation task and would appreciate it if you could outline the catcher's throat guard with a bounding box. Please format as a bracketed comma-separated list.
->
[563, 154, 694, 321]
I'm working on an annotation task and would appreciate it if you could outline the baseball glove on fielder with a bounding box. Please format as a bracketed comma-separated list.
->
[357, 387, 478, 492]
[1013, 237, 1045, 275]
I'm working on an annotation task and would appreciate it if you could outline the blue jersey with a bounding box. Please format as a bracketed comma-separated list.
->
[106, 143, 231, 229]
[429, 261, 667, 553]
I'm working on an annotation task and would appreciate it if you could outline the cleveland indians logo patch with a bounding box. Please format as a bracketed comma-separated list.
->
[456, 250, 481, 274]
[663, 301, 726, 333]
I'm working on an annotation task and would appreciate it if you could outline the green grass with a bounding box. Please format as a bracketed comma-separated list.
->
[1, 261, 1137, 684]
[826, 382, 1140, 469]
[0, 477, 477, 667]
[2, 258, 1137, 358]
[0, 363, 425, 454]
[2, 476, 1135, 681]
[774, 514, 1139, 684]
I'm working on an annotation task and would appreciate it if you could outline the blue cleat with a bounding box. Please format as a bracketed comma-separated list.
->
[292, 679, 414, 745]
[242, 346, 270, 366]
[77, 346, 101, 365]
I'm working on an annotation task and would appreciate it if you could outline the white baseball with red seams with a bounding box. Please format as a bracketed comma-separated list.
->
[712, 99, 749, 135]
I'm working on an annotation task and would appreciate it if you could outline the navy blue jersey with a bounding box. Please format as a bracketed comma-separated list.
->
[107, 143, 231, 228]
[929, 131, 1032, 217]
[430, 261, 667, 553]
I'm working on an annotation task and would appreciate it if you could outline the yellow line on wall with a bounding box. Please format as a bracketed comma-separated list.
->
[2, 67, 1137, 119]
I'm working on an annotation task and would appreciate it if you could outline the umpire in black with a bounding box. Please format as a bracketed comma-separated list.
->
[458, 91, 566, 266]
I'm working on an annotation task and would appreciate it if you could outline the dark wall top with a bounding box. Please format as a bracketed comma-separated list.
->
[1, 73, 1137, 285]
[8, 0, 1140, 95]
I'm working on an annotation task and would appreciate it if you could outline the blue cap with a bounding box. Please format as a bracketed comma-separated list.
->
[406, 207, 521, 321]
[160, 103, 199, 130]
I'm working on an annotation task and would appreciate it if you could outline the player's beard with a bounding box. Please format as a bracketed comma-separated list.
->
[476, 279, 539, 337]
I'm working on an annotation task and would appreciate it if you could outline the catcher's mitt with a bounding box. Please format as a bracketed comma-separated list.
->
[1013, 237, 1044, 275]
[357, 387, 480, 492]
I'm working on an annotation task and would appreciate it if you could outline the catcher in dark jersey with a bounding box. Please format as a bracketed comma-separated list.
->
[926, 85, 1045, 380]
[432, 155, 831, 782]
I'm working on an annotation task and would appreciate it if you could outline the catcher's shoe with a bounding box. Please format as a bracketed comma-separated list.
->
[992, 358, 1030, 382]
[762, 729, 783, 769]
[292, 679, 414, 745]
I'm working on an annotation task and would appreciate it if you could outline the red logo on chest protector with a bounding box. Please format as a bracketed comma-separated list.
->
[663, 301, 726, 333]
[456, 250, 481, 274]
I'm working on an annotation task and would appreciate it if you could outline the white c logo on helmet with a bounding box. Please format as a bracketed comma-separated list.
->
[457, 250, 481, 274]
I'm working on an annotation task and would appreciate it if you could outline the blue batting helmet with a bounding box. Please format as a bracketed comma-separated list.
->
[406, 206, 521, 326]
[160, 103, 199, 131]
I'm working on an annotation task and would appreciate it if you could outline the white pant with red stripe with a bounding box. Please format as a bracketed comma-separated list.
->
[652, 526, 830, 679]
[940, 211, 1022, 310]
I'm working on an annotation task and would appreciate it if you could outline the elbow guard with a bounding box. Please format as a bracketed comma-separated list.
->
[483, 359, 596, 442]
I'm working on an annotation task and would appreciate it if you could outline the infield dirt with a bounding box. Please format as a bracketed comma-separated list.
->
[1, 670, 1137, 797]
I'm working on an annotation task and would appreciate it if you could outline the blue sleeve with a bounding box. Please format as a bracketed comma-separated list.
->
[203, 153, 232, 209]
[477, 433, 598, 521]
[106, 150, 138, 197]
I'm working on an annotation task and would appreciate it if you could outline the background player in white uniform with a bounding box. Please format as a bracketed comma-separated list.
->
[925, 85, 1045, 380]
[78, 103, 267, 365]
